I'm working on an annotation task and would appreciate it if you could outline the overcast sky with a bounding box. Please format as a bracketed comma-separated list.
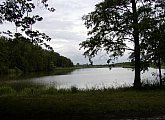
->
[36, 0, 106, 65]
[0, 0, 130, 65]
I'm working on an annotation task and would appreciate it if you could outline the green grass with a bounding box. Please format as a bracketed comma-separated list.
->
[0, 85, 165, 119]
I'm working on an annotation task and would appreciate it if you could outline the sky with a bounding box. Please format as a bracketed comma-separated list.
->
[0, 0, 130, 65]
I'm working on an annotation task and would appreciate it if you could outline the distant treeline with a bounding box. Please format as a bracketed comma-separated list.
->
[0, 37, 74, 74]
[112, 62, 134, 68]
[111, 62, 165, 69]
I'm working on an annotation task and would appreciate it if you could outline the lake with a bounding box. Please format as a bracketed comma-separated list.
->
[2, 67, 165, 89]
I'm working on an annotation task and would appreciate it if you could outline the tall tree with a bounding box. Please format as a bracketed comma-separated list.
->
[80, 0, 164, 88]
[131, 0, 141, 88]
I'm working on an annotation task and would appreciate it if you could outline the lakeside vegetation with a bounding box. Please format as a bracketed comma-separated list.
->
[0, 37, 74, 75]
[0, 84, 165, 119]
[0, 0, 165, 119]
[76, 62, 165, 69]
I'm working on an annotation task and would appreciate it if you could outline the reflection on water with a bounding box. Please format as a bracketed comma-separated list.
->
[0, 68, 164, 89]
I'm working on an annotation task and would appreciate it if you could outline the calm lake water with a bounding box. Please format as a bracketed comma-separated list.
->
[3, 68, 165, 89]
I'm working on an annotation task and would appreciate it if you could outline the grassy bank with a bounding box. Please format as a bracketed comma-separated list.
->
[0, 86, 165, 119]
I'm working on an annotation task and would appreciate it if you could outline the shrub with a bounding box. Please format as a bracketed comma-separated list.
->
[0, 86, 16, 96]
[44, 87, 58, 95]
[71, 86, 78, 93]
[20, 88, 41, 96]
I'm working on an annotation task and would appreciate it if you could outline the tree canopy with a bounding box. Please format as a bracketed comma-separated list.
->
[0, 0, 55, 49]
[80, 0, 165, 88]
[0, 36, 73, 74]
[0, 0, 74, 74]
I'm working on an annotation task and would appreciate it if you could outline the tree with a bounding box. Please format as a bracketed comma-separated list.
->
[0, 36, 74, 74]
[0, 1, 74, 73]
[0, 0, 55, 49]
[140, 0, 165, 86]
[80, 0, 165, 88]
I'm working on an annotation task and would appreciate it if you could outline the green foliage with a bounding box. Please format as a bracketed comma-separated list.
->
[71, 86, 78, 93]
[19, 88, 42, 96]
[0, 1, 74, 74]
[0, 86, 165, 119]
[80, 0, 165, 88]
[0, 86, 16, 96]
[0, 37, 74, 74]
[43, 87, 58, 95]
[138, 0, 165, 85]
[0, 0, 55, 49]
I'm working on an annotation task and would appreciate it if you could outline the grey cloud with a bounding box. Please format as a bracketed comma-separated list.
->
[52, 30, 85, 41]
[35, 19, 77, 31]
[2, 0, 121, 64]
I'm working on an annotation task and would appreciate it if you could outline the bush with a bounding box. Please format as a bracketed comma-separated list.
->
[43, 87, 58, 95]
[71, 86, 78, 93]
[0, 86, 16, 96]
[20, 88, 41, 96]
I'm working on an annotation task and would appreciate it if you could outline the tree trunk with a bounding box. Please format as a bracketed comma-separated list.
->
[131, 0, 141, 88]
[158, 54, 162, 86]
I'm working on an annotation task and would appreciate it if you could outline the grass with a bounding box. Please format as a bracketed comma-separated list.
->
[0, 84, 165, 119]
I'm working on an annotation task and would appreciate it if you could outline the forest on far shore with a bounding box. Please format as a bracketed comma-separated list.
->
[0, 36, 74, 74]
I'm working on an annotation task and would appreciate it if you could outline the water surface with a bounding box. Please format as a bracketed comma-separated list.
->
[4, 67, 164, 89]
